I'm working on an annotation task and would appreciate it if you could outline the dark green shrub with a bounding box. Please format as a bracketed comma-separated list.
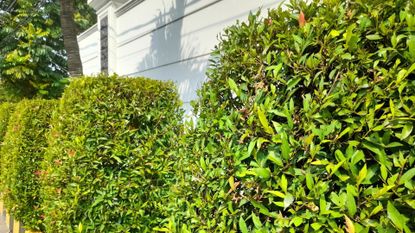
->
[0, 99, 56, 231]
[180, 0, 415, 232]
[41, 75, 183, 232]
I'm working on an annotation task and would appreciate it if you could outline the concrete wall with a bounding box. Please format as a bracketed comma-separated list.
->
[79, 0, 282, 114]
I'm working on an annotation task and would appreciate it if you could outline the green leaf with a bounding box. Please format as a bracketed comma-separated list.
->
[281, 174, 288, 193]
[228, 176, 235, 191]
[228, 78, 239, 96]
[291, 216, 303, 227]
[391, 33, 398, 48]
[200, 156, 207, 170]
[283, 193, 294, 210]
[381, 165, 388, 180]
[281, 132, 290, 160]
[366, 34, 382, 40]
[330, 30, 340, 38]
[390, 99, 395, 117]
[252, 213, 262, 228]
[38, 89, 49, 95]
[405, 62, 415, 77]
[344, 215, 355, 233]
[265, 63, 283, 78]
[287, 77, 301, 90]
[77, 223, 83, 233]
[400, 124, 413, 140]
[346, 185, 357, 216]
[311, 222, 322, 230]
[252, 168, 271, 180]
[387, 201, 409, 231]
[338, 127, 352, 139]
[311, 160, 329, 165]
[357, 164, 367, 186]
[239, 216, 249, 233]
[329, 160, 346, 176]
[399, 168, 415, 185]
[362, 141, 387, 165]
[265, 190, 285, 198]
[257, 107, 274, 135]
[250, 200, 277, 217]
[406, 199, 415, 209]
[370, 204, 383, 217]
[267, 151, 283, 167]
[246, 140, 256, 159]
[408, 36, 415, 59]
[305, 173, 314, 190]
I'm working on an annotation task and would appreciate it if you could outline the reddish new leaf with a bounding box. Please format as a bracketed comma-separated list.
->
[299, 11, 306, 27]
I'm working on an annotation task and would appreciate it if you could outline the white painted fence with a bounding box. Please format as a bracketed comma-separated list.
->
[78, 0, 282, 114]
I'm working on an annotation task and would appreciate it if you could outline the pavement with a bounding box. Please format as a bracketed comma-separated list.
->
[0, 214, 9, 233]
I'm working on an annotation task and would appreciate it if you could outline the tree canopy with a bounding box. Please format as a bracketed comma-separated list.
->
[0, 0, 96, 100]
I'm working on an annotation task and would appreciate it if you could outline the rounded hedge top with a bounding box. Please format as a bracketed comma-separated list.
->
[184, 0, 415, 232]
[41, 75, 183, 232]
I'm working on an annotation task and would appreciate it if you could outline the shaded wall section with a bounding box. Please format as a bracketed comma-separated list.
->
[79, 0, 283, 115]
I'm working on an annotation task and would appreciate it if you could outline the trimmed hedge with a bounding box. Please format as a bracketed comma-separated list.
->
[0, 102, 15, 192]
[179, 0, 415, 232]
[0, 102, 15, 142]
[0, 99, 56, 231]
[41, 75, 183, 232]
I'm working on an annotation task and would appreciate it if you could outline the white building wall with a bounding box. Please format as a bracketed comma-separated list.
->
[79, 0, 282, 114]
[77, 24, 100, 75]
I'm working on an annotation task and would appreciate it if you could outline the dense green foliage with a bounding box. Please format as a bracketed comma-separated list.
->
[179, 0, 415, 232]
[0, 102, 14, 143]
[0, 99, 56, 231]
[0, 0, 95, 99]
[0, 102, 15, 191]
[1, 0, 415, 232]
[41, 75, 183, 232]
[74, 0, 97, 32]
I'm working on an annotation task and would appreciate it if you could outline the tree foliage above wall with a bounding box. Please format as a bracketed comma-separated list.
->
[0, 0, 96, 99]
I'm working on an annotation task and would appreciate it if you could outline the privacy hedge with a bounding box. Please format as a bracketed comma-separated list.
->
[0, 99, 56, 231]
[0, 102, 15, 191]
[0, 102, 15, 143]
[180, 0, 415, 232]
[41, 75, 183, 232]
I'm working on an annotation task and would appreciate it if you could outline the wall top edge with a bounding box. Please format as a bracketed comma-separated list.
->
[77, 23, 98, 41]
[115, 0, 145, 17]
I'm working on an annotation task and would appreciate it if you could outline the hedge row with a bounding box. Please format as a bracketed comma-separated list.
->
[0, 100, 56, 231]
[0, 102, 15, 191]
[0, 75, 183, 232]
[41, 76, 183, 232]
[0, 0, 414, 232]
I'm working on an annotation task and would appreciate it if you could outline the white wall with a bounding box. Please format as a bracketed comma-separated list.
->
[78, 24, 100, 75]
[79, 0, 282, 114]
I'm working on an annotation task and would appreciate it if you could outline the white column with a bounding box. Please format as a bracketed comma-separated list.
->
[89, 0, 125, 74]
